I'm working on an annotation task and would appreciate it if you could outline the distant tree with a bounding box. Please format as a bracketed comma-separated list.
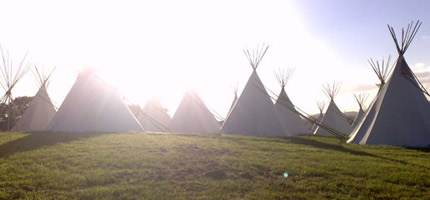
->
[0, 96, 33, 131]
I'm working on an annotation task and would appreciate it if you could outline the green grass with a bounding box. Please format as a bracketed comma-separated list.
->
[0, 132, 429, 200]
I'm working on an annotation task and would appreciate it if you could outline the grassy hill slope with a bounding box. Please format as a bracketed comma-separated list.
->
[0, 132, 429, 199]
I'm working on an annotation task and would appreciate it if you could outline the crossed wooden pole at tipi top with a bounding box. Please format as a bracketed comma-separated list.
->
[0, 45, 32, 130]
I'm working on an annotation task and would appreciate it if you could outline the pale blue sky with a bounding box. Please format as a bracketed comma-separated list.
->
[297, 0, 430, 66]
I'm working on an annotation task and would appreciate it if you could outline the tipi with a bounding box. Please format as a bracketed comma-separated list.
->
[11, 67, 56, 131]
[168, 90, 220, 134]
[311, 101, 325, 132]
[274, 68, 310, 135]
[348, 21, 430, 147]
[0, 46, 31, 130]
[136, 98, 170, 132]
[350, 93, 368, 130]
[47, 69, 143, 132]
[221, 45, 289, 137]
[314, 83, 352, 135]
[349, 56, 392, 139]
[227, 85, 238, 116]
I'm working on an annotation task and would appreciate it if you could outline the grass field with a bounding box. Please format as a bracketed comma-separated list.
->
[0, 132, 429, 200]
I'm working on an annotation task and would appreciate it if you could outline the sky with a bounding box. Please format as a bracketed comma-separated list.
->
[1, 0, 430, 119]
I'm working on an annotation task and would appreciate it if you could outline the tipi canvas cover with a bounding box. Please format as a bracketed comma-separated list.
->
[47, 69, 143, 132]
[222, 45, 289, 137]
[349, 56, 392, 136]
[136, 98, 170, 132]
[168, 90, 220, 134]
[350, 93, 367, 130]
[314, 84, 352, 135]
[311, 101, 325, 132]
[227, 86, 238, 116]
[348, 22, 430, 147]
[274, 69, 310, 135]
[351, 107, 365, 130]
[312, 113, 324, 132]
[11, 85, 56, 131]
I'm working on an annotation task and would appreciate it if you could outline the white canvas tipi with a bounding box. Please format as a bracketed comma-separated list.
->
[348, 21, 430, 147]
[11, 68, 56, 131]
[227, 85, 238, 116]
[274, 68, 310, 135]
[136, 98, 170, 132]
[168, 90, 220, 134]
[314, 83, 352, 135]
[311, 101, 325, 132]
[349, 56, 392, 137]
[47, 69, 143, 132]
[350, 93, 368, 130]
[221, 45, 289, 137]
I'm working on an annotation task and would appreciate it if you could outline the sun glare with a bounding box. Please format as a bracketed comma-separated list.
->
[0, 0, 389, 118]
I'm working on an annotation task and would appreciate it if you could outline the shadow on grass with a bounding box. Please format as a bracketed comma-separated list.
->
[156, 133, 430, 162]
[289, 137, 373, 155]
[207, 134, 425, 168]
[0, 132, 110, 158]
[405, 147, 430, 152]
[283, 137, 430, 169]
[291, 137, 430, 170]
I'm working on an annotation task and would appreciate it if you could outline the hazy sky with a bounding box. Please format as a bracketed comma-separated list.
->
[1, 0, 430, 118]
